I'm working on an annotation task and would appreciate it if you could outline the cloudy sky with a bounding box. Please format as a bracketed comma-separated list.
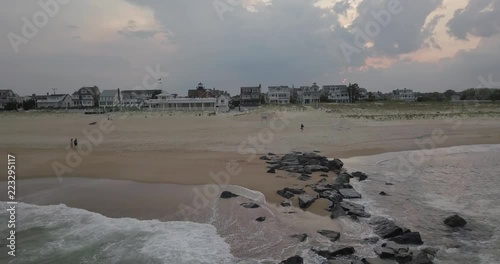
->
[1, 0, 499, 96]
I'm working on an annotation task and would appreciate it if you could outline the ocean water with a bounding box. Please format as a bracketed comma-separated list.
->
[0, 203, 235, 264]
[1, 144, 499, 263]
[344, 144, 500, 264]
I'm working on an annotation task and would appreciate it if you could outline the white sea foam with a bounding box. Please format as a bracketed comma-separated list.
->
[0, 202, 235, 264]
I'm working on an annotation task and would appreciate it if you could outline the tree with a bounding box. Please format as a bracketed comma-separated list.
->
[347, 83, 360, 103]
[4, 101, 19, 111]
[443, 89, 457, 100]
[23, 99, 36, 110]
[320, 94, 329, 102]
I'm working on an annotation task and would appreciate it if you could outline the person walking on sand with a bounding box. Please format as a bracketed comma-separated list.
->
[74, 138, 78, 148]
[301, 124, 304, 132]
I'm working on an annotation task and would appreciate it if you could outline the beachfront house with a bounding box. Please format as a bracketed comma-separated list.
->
[391, 88, 416, 101]
[298, 83, 321, 104]
[216, 94, 231, 112]
[0, 89, 21, 109]
[322, 85, 350, 103]
[240, 85, 261, 107]
[267, 86, 290, 104]
[147, 92, 217, 111]
[121, 89, 160, 108]
[72, 86, 101, 107]
[99, 89, 122, 108]
[36, 93, 72, 108]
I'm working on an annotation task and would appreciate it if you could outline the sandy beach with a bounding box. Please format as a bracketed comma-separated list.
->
[1, 106, 500, 208]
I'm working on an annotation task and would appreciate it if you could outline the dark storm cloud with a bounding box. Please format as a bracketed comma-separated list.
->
[447, 0, 500, 40]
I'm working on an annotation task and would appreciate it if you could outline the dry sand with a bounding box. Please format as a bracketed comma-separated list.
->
[1, 108, 500, 209]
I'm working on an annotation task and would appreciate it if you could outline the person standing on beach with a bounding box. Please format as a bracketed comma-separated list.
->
[301, 124, 304, 131]
[74, 138, 78, 148]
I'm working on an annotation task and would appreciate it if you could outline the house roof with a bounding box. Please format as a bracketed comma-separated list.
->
[101, 90, 118, 97]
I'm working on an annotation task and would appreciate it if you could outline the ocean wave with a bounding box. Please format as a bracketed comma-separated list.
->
[0, 202, 235, 264]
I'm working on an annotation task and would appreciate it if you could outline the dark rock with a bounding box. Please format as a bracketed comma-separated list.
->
[298, 174, 311, 181]
[220, 191, 239, 199]
[386, 183, 394, 186]
[338, 188, 362, 199]
[280, 255, 303, 264]
[260, 156, 271, 160]
[281, 199, 292, 207]
[320, 173, 329, 177]
[277, 189, 295, 199]
[330, 202, 347, 219]
[410, 251, 433, 264]
[314, 185, 334, 193]
[443, 214, 467, 227]
[267, 168, 276, 174]
[340, 201, 365, 212]
[291, 233, 308, 242]
[255, 216, 266, 222]
[328, 159, 344, 170]
[422, 247, 439, 257]
[374, 246, 395, 259]
[389, 232, 424, 245]
[306, 159, 321, 166]
[240, 202, 260, 209]
[352, 171, 368, 181]
[268, 152, 277, 156]
[379, 191, 388, 196]
[318, 178, 327, 183]
[317, 230, 341, 242]
[312, 245, 355, 259]
[343, 183, 354, 189]
[361, 258, 398, 264]
[362, 237, 380, 244]
[305, 165, 330, 172]
[320, 190, 343, 203]
[324, 260, 352, 264]
[286, 188, 306, 194]
[334, 173, 351, 185]
[347, 209, 371, 218]
[298, 194, 317, 208]
[369, 217, 403, 239]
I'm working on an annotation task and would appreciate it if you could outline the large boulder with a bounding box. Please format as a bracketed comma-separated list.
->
[317, 230, 341, 242]
[311, 245, 355, 259]
[339, 201, 371, 218]
[277, 189, 295, 199]
[334, 173, 351, 185]
[291, 233, 308, 242]
[320, 190, 343, 203]
[298, 194, 318, 208]
[375, 242, 412, 263]
[280, 255, 303, 264]
[285, 187, 306, 194]
[370, 217, 404, 239]
[409, 251, 433, 264]
[443, 214, 467, 228]
[240, 202, 260, 209]
[352, 171, 368, 181]
[328, 158, 344, 170]
[330, 202, 347, 219]
[220, 191, 239, 199]
[338, 188, 362, 199]
[389, 232, 424, 245]
[305, 165, 330, 172]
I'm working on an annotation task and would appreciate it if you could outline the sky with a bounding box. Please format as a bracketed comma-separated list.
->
[0, 0, 499, 96]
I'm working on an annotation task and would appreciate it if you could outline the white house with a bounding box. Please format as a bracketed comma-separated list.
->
[298, 83, 321, 104]
[37, 94, 72, 108]
[322, 85, 349, 103]
[392, 88, 416, 101]
[216, 94, 231, 112]
[99, 89, 122, 107]
[268, 86, 290, 104]
[147, 92, 217, 111]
